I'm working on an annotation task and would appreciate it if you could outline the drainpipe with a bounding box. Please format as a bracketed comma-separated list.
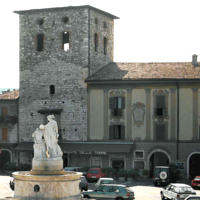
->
[176, 83, 180, 161]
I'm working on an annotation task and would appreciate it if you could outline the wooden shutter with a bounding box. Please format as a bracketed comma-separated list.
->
[2, 128, 8, 141]
[2, 107, 8, 117]
[121, 97, 125, 109]
[109, 97, 115, 109]
[157, 95, 165, 108]
[109, 125, 114, 140]
[120, 125, 125, 139]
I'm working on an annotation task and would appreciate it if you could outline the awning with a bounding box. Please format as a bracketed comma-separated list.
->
[60, 142, 133, 153]
[15, 142, 33, 151]
[15, 142, 134, 153]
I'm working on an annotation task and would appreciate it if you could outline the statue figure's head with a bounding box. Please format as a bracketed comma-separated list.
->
[39, 124, 45, 130]
[47, 114, 55, 122]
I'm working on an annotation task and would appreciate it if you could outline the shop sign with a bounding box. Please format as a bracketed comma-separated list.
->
[94, 151, 106, 155]
[176, 162, 184, 169]
[79, 151, 92, 155]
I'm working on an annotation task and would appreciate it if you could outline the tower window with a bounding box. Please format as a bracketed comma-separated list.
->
[95, 18, 98, 25]
[62, 32, 70, 51]
[49, 85, 55, 94]
[62, 17, 69, 23]
[94, 33, 98, 52]
[36, 34, 44, 51]
[103, 37, 107, 55]
[103, 21, 107, 29]
[37, 19, 44, 26]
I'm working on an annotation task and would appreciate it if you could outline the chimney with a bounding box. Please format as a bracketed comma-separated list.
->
[192, 54, 198, 67]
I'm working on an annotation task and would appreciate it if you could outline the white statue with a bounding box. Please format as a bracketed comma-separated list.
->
[32, 128, 46, 159]
[32, 115, 63, 159]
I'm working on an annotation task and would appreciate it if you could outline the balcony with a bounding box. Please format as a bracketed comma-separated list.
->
[0, 115, 18, 124]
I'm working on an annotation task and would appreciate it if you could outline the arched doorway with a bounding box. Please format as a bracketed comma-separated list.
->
[0, 149, 11, 169]
[188, 152, 200, 179]
[148, 149, 170, 177]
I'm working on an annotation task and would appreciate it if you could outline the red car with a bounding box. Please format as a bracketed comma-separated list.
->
[86, 168, 106, 182]
[191, 176, 200, 188]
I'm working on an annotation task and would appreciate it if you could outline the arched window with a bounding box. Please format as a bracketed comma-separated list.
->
[94, 33, 98, 52]
[36, 34, 44, 51]
[49, 85, 55, 94]
[62, 32, 70, 51]
[103, 37, 107, 55]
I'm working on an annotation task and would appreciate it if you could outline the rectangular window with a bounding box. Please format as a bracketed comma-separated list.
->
[134, 151, 144, 159]
[62, 32, 70, 51]
[36, 34, 44, 51]
[103, 37, 107, 55]
[1, 107, 8, 117]
[90, 157, 101, 167]
[2, 128, 8, 141]
[155, 95, 166, 117]
[155, 123, 166, 141]
[109, 125, 125, 140]
[109, 97, 125, 117]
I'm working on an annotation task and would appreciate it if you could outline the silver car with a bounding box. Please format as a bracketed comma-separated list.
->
[185, 195, 200, 200]
[160, 183, 196, 200]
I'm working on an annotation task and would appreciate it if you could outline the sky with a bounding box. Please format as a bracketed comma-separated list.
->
[1, 0, 200, 88]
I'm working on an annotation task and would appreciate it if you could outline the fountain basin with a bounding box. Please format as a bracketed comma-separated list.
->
[13, 171, 82, 200]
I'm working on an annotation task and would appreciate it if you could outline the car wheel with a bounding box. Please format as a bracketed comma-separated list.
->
[83, 195, 90, 199]
[160, 193, 166, 200]
[115, 198, 124, 200]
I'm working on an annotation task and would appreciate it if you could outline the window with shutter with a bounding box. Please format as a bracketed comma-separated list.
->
[1, 107, 8, 117]
[155, 95, 165, 117]
[109, 125, 125, 140]
[109, 97, 125, 117]
[2, 128, 8, 141]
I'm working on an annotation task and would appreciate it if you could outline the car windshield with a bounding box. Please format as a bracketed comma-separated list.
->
[101, 180, 113, 184]
[175, 186, 194, 194]
[88, 170, 99, 174]
[188, 198, 200, 200]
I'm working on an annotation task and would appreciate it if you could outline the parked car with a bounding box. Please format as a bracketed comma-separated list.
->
[191, 176, 200, 189]
[160, 183, 196, 200]
[95, 178, 114, 187]
[9, 176, 14, 191]
[153, 166, 170, 186]
[64, 167, 82, 172]
[86, 168, 106, 182]
[79, 176, 88, 191]
[185, 195, 200, 200]
[82, 184, 135, 200]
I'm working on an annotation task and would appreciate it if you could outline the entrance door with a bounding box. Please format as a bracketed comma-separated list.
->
[149, 152, 169, 177]
[0, 150, 11, 169]
[189, 153, 200, 179]
[112, 160, 124, 171]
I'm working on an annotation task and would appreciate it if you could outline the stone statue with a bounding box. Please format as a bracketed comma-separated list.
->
[32, 128, 46, 159]
[32, 114, 63, 159]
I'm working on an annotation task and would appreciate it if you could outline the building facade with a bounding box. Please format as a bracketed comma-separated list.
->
[0, 5, 200, 178]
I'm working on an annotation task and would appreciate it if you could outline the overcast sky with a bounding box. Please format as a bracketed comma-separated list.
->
[1, 0, 200, 88]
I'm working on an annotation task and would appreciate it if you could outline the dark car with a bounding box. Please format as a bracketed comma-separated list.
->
[153, 166, 170, 186]
[82, 184, 135, 200]
[86, 168, 106, 182]
[79, 176, 88, 191]
[191, 176, 200, 189]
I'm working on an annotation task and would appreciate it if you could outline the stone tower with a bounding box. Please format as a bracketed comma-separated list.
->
[14, 6, 118, 143]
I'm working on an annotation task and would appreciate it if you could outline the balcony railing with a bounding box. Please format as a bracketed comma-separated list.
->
[0, 115, 18, 124]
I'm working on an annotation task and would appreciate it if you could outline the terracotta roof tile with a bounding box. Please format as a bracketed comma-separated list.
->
[0, 90, 19, 100]
[87, 62, 200, 81]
